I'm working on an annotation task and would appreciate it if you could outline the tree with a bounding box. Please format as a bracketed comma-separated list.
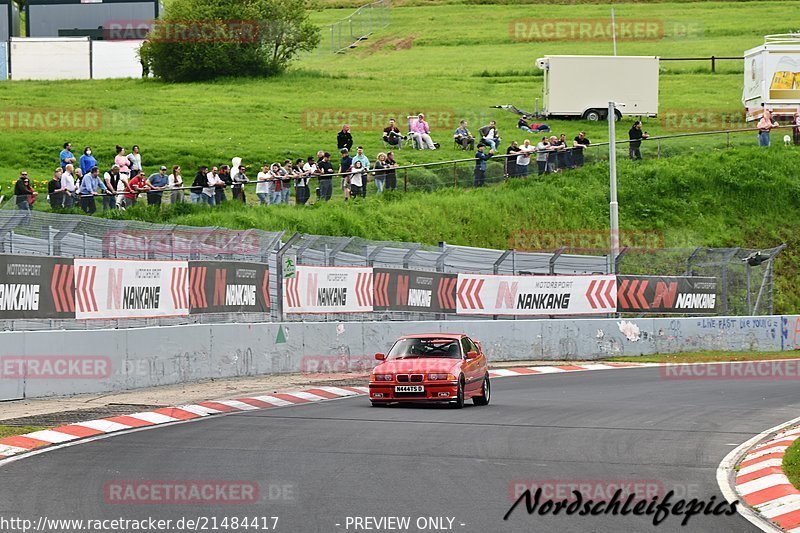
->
[139, 0, 320, 82]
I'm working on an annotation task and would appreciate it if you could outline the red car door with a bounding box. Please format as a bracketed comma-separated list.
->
[461, 336, 483, 394]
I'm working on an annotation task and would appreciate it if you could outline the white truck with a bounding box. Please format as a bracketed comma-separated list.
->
[536, 55, 659, 121]
[743, 34, 800, 121]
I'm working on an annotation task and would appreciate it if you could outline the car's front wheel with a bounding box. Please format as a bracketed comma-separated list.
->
[451, 377, 465, 409]
[473, 375, 491, 406]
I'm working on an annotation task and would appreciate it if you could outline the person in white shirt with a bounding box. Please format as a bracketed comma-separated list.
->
[301, 156, 317, 204]
[535, 137, 550, 176]
[349, 161, 366, 199]
[61, 163, 77, 208]
[168, 165, 183, 204]
[204, 167, 220, 206]
[515, 139, 535, 177]
[256, 163, 270, 205]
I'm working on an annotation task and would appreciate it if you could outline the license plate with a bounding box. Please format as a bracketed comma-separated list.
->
[395, 385, 424, 393]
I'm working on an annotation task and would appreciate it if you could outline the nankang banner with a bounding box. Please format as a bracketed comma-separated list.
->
[0, 255, 75, 319]
[284, 265, 373, 314]
[373, 268, 457, 313]
[456, 274, 617, 316]
[188, 261, 270, 314]
[617, 276, 717, 314]
[73, 259, 189, 319]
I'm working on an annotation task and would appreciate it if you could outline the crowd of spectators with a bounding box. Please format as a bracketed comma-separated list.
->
[25, 109, 789, 214]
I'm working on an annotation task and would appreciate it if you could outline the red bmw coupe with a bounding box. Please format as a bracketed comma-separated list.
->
[368, 333, 490, 408]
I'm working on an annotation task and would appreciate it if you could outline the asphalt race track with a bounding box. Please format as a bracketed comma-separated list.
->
[2, 366, 799, 533]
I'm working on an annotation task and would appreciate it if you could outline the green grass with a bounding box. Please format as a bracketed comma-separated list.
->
[0, 425, 47, 439]
[784, 438, 800, 490]
[0, 0, 791, 190]
[607, 351, 800, 364]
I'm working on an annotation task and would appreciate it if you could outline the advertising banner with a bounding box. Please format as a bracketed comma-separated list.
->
[617, 276, 717, 314]
[284, 266, 372, 314]
[0, 255, 75, 319]
[188, 261, 270, 314]
[73, 259, 189, 319]
[373, 268, 457, 314]
[456, 274, 617, 316]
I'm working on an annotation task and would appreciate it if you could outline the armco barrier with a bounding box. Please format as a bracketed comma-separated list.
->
[0, 315, 791, 400]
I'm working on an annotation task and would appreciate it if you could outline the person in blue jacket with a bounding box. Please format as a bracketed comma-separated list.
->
[79, 146, 97, 176]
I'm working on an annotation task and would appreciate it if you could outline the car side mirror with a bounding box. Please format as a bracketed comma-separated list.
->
[467, 350, 479, 359]
[375, 353, 386, 361]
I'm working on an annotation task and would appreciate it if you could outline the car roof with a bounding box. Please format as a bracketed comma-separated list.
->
[400, 333, 466, 340]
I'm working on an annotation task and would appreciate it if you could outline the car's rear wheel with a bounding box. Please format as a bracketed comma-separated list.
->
[473, 375, 491, 406]
[451, 377, 465, 409]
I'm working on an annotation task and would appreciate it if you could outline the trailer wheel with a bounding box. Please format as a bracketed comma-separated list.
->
[583, 109, 603, 121]
[614, 109, 622, 121]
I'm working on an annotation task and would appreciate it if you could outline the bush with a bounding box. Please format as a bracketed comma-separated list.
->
[140, 0, 320, 82]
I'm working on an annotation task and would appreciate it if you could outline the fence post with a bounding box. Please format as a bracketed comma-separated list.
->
[276, 232, 301, 323]
[404, 168, 408, 192]
[727, 131, 730, 148]
[453, 161, 457, 190]
[711, 55, 716, 73]
[657, 139, 661, 159]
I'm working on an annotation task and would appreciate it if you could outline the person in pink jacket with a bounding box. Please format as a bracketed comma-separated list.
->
[409, 113, 437, 150]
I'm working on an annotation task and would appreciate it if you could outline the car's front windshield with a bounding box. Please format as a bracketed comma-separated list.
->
[387, 338, 462, 359]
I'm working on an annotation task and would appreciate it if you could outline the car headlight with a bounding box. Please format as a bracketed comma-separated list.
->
[370, 374, 393, 381]
[427, 373, 456, 381]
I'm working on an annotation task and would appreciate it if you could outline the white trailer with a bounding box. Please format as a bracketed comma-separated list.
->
[536, 55, 659, 121]
[743, 34, 800, 121]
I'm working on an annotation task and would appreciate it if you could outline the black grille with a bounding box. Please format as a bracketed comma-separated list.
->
[410, 374, 423, 382]
[396, 374, 409, 382]
[394, 391, 427, 398]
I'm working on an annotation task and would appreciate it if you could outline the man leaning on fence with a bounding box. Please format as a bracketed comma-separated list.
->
[474, 144, 494, 187]
[78, 166, 106, 214]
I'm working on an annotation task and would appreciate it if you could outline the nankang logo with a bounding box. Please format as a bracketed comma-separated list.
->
[0, 284, 40, 311]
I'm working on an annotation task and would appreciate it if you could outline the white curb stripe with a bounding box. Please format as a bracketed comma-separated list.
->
[22, 430, 79, 444]
[490, 369, 521, 376]
[283, 391, 328, 402]
[127, 412, 180, 424]
[175, 404, 217, 416]
[75, 420, 133, 433]
[758, 495, 800, 518]
[529, 367, 566, 374]
[212, 399, 261, 411]
[738, 474, 792, 496]
[0, 444, 31, 456]
[746, 446, 791, 462]
[739, 458, 785, 476]
[251, 395, 294, 407]
[315, 386, 360, 396]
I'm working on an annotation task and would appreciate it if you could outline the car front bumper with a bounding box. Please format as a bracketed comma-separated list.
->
[368, 382, 459, 402]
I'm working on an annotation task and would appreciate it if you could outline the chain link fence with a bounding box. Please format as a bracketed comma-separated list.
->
[324, 0, 391, 54]
[615, 245, 785, 316]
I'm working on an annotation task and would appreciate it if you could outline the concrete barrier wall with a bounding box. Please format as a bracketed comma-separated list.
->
[0, 315, 795, 400]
